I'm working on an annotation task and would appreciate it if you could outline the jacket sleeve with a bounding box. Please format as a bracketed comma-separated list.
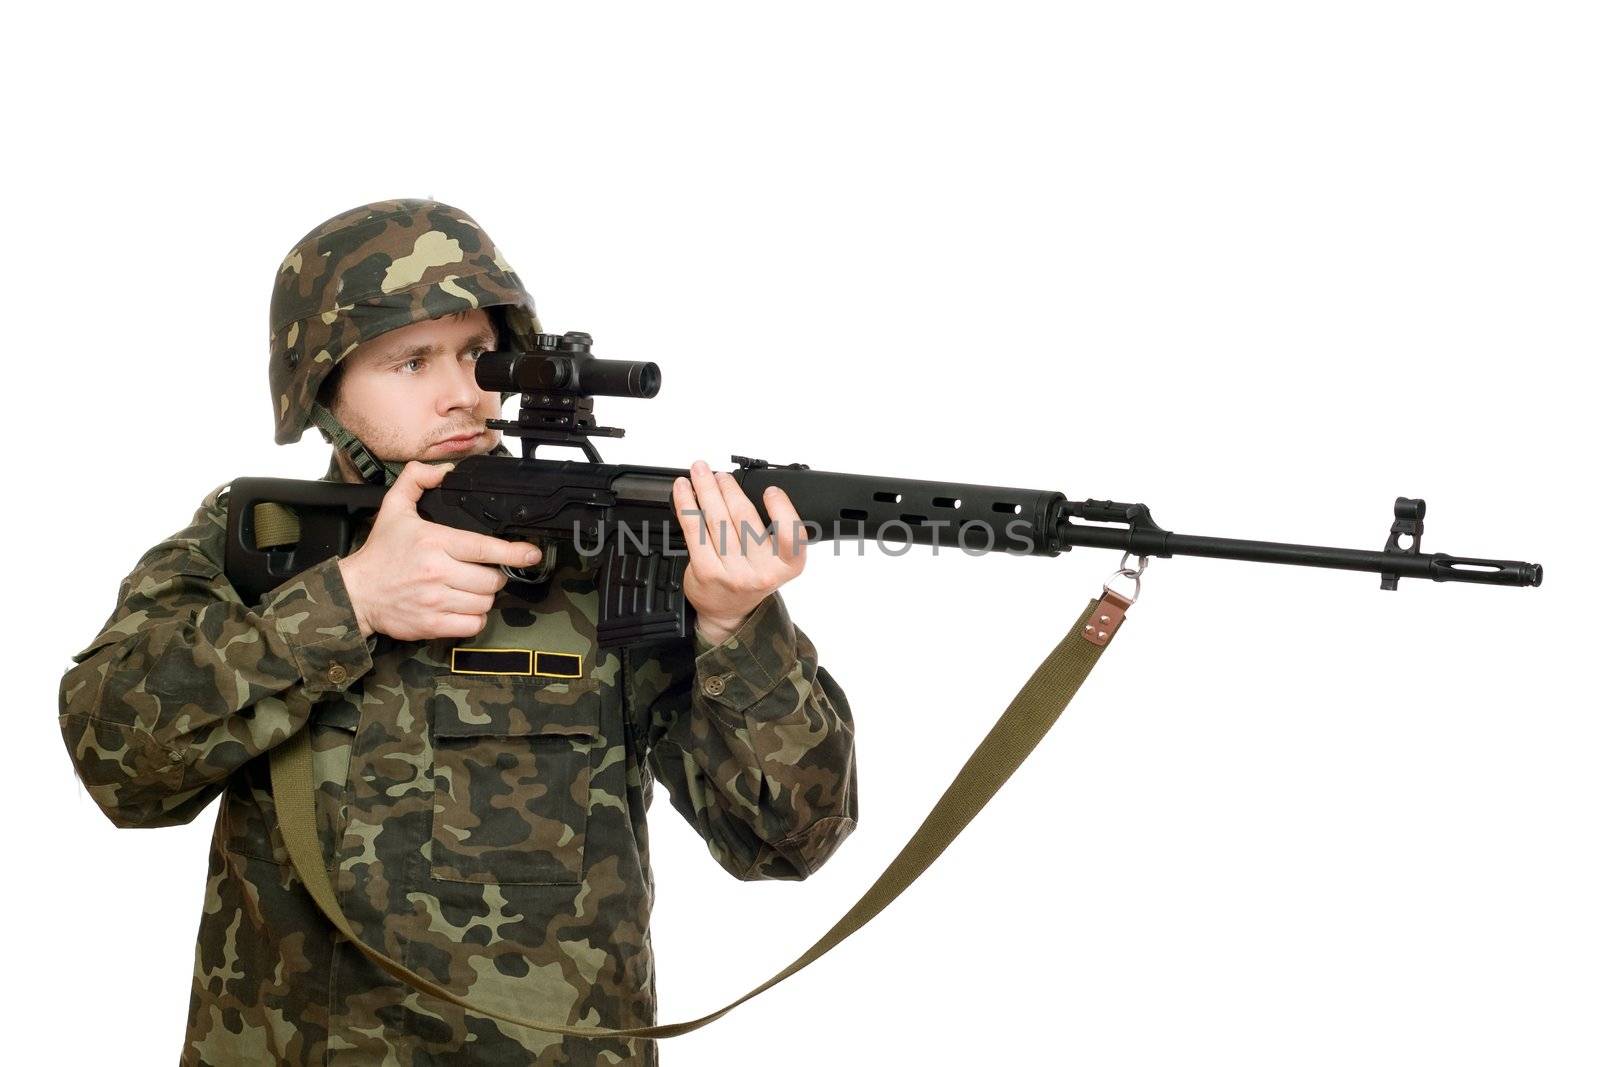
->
[58, 484, 375, 829]
[629, 590, 859, 882]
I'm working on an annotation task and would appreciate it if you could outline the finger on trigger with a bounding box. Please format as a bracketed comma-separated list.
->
[446, 528, 541, 567]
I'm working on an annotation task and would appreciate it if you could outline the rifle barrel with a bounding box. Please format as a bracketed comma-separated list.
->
[1057, 521, 1542, 587]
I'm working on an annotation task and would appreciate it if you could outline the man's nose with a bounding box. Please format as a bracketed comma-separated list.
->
[439, 356, 484, 413]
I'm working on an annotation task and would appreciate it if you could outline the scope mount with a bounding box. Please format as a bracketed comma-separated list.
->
[484, 331, 633, 462]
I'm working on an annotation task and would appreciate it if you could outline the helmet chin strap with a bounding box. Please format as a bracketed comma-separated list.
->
[311, 403, 511, 488]
[310, 404, 405, 487]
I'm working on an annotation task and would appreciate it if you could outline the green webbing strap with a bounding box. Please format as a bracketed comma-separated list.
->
[306, 408, 519, 489]
[309, 403, 403, 487]
[269, 592, 1131, 1039]
[252, 503, 301, 549]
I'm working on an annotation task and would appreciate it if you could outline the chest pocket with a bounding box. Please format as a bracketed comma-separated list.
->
[427, 672, 601, 886]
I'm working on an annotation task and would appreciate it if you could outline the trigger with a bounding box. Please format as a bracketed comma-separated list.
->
[501, 539, 559, 586]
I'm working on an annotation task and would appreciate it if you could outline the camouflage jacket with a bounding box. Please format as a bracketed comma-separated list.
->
[59, 460, 859, 1066]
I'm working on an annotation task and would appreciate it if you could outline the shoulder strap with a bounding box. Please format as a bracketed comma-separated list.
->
[269, 589, 1133, 1039]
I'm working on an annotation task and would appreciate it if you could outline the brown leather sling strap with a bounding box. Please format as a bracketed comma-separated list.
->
[269, 582, 1135, 1039]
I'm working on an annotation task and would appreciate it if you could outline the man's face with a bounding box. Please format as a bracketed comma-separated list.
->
[329, 309, 504, 476]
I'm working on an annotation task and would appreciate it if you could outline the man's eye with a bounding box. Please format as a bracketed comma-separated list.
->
[466, 347, 487, 362]
[400, 358, 425, 373]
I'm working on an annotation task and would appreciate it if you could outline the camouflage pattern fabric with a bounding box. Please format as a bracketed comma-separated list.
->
[269, 198, 542, 446]
[58, 453, 860, 1065]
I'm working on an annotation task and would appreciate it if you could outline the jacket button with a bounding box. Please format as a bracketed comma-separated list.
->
[328, 664, 348, 685]
[702, 675, 726, 698]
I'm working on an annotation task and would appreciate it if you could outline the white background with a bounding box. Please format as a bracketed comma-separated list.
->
[10, 3, 1596, 1064]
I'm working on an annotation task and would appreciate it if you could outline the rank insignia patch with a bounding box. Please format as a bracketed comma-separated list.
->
[449, 648, 584, 678]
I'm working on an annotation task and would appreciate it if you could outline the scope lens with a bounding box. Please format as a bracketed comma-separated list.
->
[636, 363, 660, 398]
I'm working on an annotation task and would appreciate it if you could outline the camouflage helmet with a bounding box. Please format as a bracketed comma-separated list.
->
[268, 198, 541, 482]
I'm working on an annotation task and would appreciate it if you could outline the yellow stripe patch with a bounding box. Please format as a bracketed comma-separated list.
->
[450, 647, 584, 678]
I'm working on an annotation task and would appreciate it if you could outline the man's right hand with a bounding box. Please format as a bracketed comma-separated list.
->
[336, 461, 542, 641]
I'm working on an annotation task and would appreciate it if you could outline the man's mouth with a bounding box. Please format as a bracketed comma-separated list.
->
[433, 431, 484, 453]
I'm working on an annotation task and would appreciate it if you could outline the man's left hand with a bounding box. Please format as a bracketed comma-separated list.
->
[672, 459, 808, 646]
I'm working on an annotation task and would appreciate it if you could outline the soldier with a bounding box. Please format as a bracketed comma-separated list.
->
[58, 199, 859, 1066]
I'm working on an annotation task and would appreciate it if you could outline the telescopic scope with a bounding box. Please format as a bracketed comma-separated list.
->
[475, 331, 660, 399]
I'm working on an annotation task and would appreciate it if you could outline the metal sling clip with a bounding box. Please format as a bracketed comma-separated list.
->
[1103, 551, 1149, 605]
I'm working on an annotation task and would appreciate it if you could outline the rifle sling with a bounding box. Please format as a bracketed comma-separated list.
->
[268, 591, 1131, 1039]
